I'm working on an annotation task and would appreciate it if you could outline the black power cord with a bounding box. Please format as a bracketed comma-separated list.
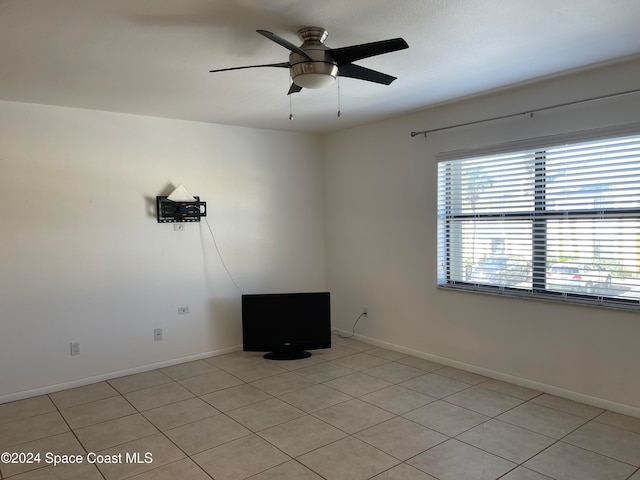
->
[332, 311, 367, 339]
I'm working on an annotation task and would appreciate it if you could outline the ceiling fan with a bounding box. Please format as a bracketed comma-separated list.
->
[209, 27, 409, 94]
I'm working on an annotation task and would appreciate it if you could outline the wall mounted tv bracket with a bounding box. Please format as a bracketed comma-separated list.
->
[156, 196, 207, 223]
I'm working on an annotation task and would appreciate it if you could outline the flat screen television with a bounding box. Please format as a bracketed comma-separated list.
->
[242, 292, 331, 360]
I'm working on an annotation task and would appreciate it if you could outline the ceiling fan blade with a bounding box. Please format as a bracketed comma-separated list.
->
[338, 63, 397, 85]
[288, 83, 303, 95]
[257, 30, 312, 61]
[328, 38, 408, 66]
[209, 62, 290, 73]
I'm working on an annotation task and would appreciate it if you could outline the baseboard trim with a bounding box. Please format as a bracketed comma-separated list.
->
[0, 345, 243, 404]
[338, 330, 640, 418]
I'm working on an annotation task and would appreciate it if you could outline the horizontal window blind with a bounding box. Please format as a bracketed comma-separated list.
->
[437, 130, 640, 310]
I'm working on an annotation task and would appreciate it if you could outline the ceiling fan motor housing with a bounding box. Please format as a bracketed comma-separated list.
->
[289, 27, 338, 88]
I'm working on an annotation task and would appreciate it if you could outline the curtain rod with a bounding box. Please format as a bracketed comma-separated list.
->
[410, 88, 640, 138]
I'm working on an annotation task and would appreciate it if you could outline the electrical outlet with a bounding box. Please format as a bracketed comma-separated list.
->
[363, 307, 368, 316]
[154, 328, 162, 341]
[70, 342, 80, 356]
[177, 306, 189, 315]
[174, 223, 185, 231]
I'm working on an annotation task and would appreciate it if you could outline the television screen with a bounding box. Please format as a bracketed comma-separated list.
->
[241, 292, 331, 360]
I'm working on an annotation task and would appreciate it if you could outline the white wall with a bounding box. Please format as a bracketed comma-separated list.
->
[0, 102, 325, 401]
[324, 57, 640, 415]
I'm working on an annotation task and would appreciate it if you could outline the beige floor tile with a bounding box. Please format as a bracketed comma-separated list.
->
[49, 382, 119, 409]
[457, 419, 556, 463]
[107, 370, 173, 394]
[127, 458, 211, 480]
[73, 414, 158, 452]
[0, 432, 84, 478]
[365, 348, 408, 361]
[265, 354, 327, 371]
[220, 362, 290, 383]
[258, 415, 347, 457]
[311, 345, 359, 361]
[142, 397, 219, 431]
[178, 370, 244, 395]
[396, 356, 446, 372]
[0, 411, 69, 449]
[123, 381, 194, 411]
[563, 420, 640, 466]
[226, 397, 306, 431]
[164, 414, 250, 455]
[403, 400, 489, 436]
[362, 362, 426, 383]
[500, 467, 555, 480]
[204, 351, 266, 370]
[531, 394, 605, 419]
[247, 460, 324, 479]
[192, 434, 290, 480]
[278, 384, 352, 412]
[360, 385, 436, 415]
[0, 396, 55, 424]
[200, 384, 272, 412]
[497, 402, 588, 439]
[479, 379, 542, 401]
[331, 352, 390, 371]
[444, 385, 525, 417]
[435, 367, 489, 385]
[207, 354, 287, 382]
[370, 463, 439, 480]
[330, 337, 374, 352]
[60, 395, 136, 429]
[400, 373, 470, 398]
[524, 442, 636, 480]
[294, 362, 356, 383]
[158, 360, 219, 380]
[93, 432, 185, 480]
[408, 439, 516, 480]
[5, 461, 103, 480]
[298, 436, 399, 480]
[314, 398, 395, 434]
[628, 469, 640, 480]
[596, 410, 640, 434]
[249, 372, 317, 396]
[355, 417, 448, 460]
[324, 372, 393, 397]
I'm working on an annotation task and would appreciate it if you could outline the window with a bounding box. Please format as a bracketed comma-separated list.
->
[437, 127, 640, 310]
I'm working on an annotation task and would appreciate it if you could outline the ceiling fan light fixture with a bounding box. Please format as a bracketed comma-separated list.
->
[294, 72, 336, 89]
[290, 60, 338, 89]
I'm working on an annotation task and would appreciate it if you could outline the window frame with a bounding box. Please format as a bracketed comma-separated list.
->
[436, 123, 640, 311]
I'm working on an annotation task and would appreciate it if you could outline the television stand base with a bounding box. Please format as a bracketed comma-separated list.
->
[264, 351, 312, 360]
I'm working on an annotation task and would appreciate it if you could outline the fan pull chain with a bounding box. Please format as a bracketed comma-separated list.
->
[337, 77, 342, 118]
[289, 78, 294, 120]
[289, 94, 293, 120]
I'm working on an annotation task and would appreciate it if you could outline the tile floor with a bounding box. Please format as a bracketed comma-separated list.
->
[1, 335, 639, 480]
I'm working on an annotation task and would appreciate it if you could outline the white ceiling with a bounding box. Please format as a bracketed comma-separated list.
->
[1, 0, 639, 134]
